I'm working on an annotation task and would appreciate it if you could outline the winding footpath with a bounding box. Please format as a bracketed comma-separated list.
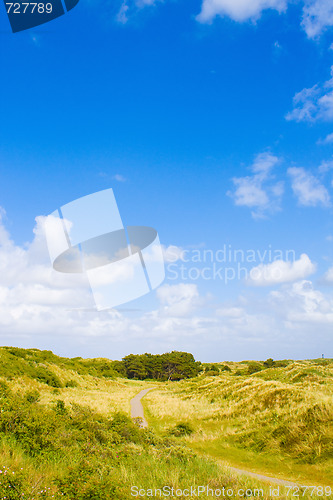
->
[130, 388, 299, 487]
[130, 388, 154, 428]
[226, 465, 298, 488]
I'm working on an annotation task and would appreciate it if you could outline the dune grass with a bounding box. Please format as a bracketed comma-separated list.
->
[143, 359, 333, 488]
[0, 348, 332, 498]
[0, 376, 297, 500]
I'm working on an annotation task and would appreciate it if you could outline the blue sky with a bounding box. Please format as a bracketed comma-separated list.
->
[1, 0, 333, 361]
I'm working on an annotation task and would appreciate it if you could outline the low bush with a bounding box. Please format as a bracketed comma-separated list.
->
[169, 422, 194, 437]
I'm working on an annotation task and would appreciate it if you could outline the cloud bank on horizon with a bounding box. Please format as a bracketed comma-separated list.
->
[0, 208, 332, 361]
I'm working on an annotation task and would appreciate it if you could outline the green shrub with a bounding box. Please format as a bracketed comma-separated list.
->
[220, 364, 231, 372]
[274, 360, 290, 367]
[205, 364, 220, 372]
[263, 358, 275, 368]
[34, 367, 63, 387]
[24, 390, 40, 403]
[205, 370, 220, 376]
[55, 400, 67, 415]
[247, 363, 262, 375]
[109, 412, 143, 443]
[169, 422, 194, 437]
[65, 379, 79, 388]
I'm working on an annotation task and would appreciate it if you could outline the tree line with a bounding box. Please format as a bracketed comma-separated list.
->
[113, 351, 201, 381]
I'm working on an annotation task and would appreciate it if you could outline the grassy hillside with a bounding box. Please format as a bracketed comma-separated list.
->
[144, 358, 333, 488]
[0, 347, 332, 499]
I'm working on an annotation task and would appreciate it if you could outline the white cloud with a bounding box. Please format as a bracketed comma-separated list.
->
[135, 0, 158, 6]
[116, 1, 129, 23]
[318, 159, 333, 172]
[286, 85, 321, 122]
[318, 263, 333, 284]
[196, 0, 288, 24]
[113, 174, 127, 182]
[247, 253, 316, 286]
[269, 280, 333, 324]
[115, 0, 333, 39]
[273, 40, 283, 57]
[0, 211, 212, 348]
[301, 0, 333, 39]
[230, 178, 269, 208]
[1, 208, 332, 360]
[216, 306, 244, 318]
[317, 132, 333, 145]
[162, 245, 184, 263]
[286, 67, 333, 123]
[156, 283, 201, 317]
[288, 167, 331, 207]
[252, 151, 278, 176]
[322, 266, 333, 282]
[116, 0, 159, 23]
[196, 0, 333, 39]
[228, 152, 284, 218]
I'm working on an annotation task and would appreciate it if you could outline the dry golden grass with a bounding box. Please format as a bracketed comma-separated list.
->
[4, 367, 149, 415]
[143, 360, 333, 487]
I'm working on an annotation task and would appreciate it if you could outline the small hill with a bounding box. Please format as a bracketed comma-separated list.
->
[144, 358, 333, 487]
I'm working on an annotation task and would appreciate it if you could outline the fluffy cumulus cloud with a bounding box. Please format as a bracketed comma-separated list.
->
[269, 280, 333, 324]
[287, 167, 331, 207]
[322, 266, 333, 283]
[301, 0, 333, 38]
[0, 209, 102, 335]
[227, 152, 284, 218]
[286, 67, 333, 123]
[247, 253, 316, 286]
[0, 211, 214, 350]
[156, 283, 201, 317]
[1, 208, 332, 359]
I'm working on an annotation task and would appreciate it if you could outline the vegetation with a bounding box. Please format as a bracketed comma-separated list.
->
[0, 346, 201, 383]
[144, 358, 333, 488]
[122, 351, 201, 380]
[1, 381, 250, 499]
[0, 347, 290, 500]
[0, 347, 332, 498]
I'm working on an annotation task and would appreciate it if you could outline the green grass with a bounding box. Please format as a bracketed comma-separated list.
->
[0, 348, 332, 499]
[143, 359, 333, 488]
[0, 377, 294, 500]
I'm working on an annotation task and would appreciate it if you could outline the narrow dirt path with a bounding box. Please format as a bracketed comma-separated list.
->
[227, 465, 299, 487]
[130, 388, 300, 487]
[130, 387, 154, 428]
